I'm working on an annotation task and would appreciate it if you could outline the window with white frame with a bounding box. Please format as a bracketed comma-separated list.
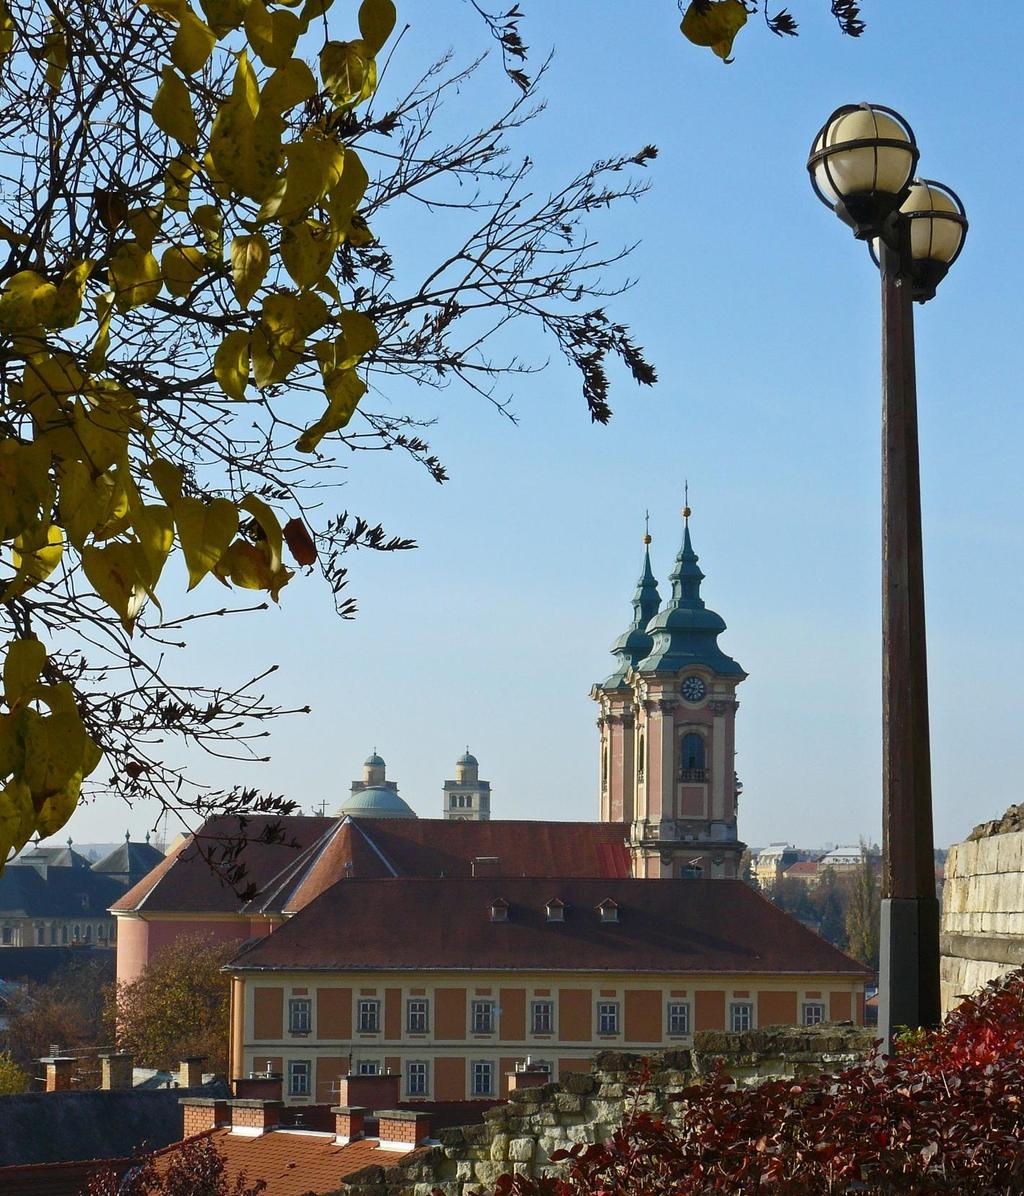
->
[35, 925, 45, 945]
[288, 997, 312, 1034]
[288, 1059, 311, 1097]
[667, 1001, 691, 1035]
[356, 1059, 381, 1075]
[597, 1001, 619, 1035]
[471, 999, 495, 1033]
[407, 998, 429, 1033]
[357, 998, 381, 1033]
[802, 1002, 826, 1026]
[729, 1002, 754, 1032]
[406, 1059, 429, 1096]
[531, 1000, 554, 1034]
[471, 1060, 495, 1097]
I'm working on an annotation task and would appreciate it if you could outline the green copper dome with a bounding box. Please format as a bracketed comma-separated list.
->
[602, 541, 662, 689]
[340, 786, 416, 819]
[364, 752, 386, 767]
[458, 751, 478, 766]
[636, 520, 744, 677]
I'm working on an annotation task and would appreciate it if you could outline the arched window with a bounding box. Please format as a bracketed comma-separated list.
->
[680, 733, 706, 778]
[601, 745, 608, 790]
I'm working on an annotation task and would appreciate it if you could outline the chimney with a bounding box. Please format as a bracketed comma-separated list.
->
[42, 1057, 75, 1092]
[229, 1099, 284, 1136]
[180, 1056, 205, 1089]
[507, 1060, 551, 1092]
[234, 1072, 284, 1101]
[472, 856, 500, 878]
[180, 1097, 230, 1138]
[332, 1105, 368, 1144]
[376, 1109, 433, 1151]
[335, 1071, 400, 1111]
[100, 1052, 133, 1091]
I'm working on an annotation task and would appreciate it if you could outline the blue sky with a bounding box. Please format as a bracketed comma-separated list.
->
[61, 1, 1023, 853]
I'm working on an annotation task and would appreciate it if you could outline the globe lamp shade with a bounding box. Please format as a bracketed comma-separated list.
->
[808, 103, 919, 239]
[900, 178, 968, 301]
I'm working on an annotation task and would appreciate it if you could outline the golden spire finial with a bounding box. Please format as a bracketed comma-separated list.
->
[682, 480, 691, 523]
[642, 509, 651, 545]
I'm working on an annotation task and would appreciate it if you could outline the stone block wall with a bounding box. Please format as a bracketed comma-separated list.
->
[339, 1026, 874, 1196]
[941, 815, 1024, 1014]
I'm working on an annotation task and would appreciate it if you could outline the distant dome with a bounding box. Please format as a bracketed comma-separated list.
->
[340, 786, 416, 820]
[458, 751, 478, 767]
[364, 752, 386, 767]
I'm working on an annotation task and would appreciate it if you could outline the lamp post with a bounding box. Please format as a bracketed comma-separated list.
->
[806, 104, 967, 1049]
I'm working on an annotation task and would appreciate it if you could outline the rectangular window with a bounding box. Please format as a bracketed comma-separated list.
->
[357, 999, 381, 1033]
[407, 998, 429, 1033]
[35, 926, 45, 946]
[471, 1060, 495, 1097]
[357, 1060, 380, 1075]
[667, 1001, 691, 1035]
[406, 1060, 429, 1097]
[802, 1002, 826, 1027]
[729, 1002, 754, 1032]
[1, 927, 11, 945]
[597, 1001, 619, 1035]
[288, 1060, 311, 1097]
[531, 1000, 554, 1034]
[288, 998, 312, 1034]
[471, 1000, 495, 1034]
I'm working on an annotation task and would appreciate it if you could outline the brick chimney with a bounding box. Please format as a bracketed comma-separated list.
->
[507, 1061, 551, 1092]
[229, 1099, 284, 1136]
[181, 1097, 230, 1138]
[335, 1071, 400, 1110]
[100, 1052, 133, 1091]
[332, 1105, 368, 1144]
[376, 1109, 432, 1151]
[180, 1057, 205, 1088]
[42, 1057, 75, 1092]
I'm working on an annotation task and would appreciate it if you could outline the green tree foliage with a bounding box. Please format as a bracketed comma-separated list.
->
[0, 1048, 28, 1093]
[844, 841, 881, 969]
[0, 0, 656, 870]
[107, 934, 232, 1073]
[2, 954, 111, 1069]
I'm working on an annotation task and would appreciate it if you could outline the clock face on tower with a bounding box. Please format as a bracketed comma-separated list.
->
[681, 675, 706, 703]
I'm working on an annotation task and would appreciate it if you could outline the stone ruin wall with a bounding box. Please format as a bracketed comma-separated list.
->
[941, 806, 1024, 1014]
[339, 1025, 875, 1196]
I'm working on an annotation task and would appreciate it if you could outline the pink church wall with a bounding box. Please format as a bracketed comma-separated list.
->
[115, 916, 254, 985]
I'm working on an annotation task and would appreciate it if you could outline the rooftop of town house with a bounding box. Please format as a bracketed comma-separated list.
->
[228, 876, 870, 976]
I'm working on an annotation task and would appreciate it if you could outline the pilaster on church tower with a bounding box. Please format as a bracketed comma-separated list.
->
[592, 503, 747, 880]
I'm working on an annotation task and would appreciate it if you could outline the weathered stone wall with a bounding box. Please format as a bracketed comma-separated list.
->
[339, 1025, 874, 1196]
[941, 813, 1024, 1014]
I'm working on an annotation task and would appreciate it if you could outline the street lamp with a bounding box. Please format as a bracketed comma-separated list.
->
[807, 103, 968, 1050]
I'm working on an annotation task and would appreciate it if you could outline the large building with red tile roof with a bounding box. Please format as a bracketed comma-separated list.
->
[111, 511, 868, 1102]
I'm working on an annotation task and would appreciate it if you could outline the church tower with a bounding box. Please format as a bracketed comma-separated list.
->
[442, 751, 491, 820]
[593, 504, 747, 879]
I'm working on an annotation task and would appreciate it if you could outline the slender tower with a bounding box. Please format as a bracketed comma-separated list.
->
[591, 517, 661, 824]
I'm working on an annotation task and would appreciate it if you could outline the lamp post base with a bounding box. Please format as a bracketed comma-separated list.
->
[878, 895, 941, 1052]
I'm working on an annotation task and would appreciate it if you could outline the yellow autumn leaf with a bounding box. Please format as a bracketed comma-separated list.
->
[230, 234, 271, 308]
[0, 439, 53, 543]
[209, 53, 283, 201]
[337, 308, 379, 366]
[0, 271, 58, 333]
[3, 639, 46, 707]
[213, 329, 251, 400]
[162, 244, 206, 297]
[245, 0, 303, 68]
[109, 242, 162, 311]
[81, 541, 148, 629]
[5, 523, 63, 600]
[86, 291, 115, 372]
[58, 460, 102, 549]
[680, 0, 748, 63]
[176, 495, 239, 589]
[0, 2, 14, 65]
[127, 205, 164, 251]
[153, 66, 200, 143]
[191, 204, 223, 255]
[0, 779, 37, 862]
[327, 148, 368, 231]
[261, 58, 317, 115]
[358, 0, 396, 55]
[198, 0, 246, 36]
[280, 219, 337, 289]
[297, 365, 365, 451]
[171, 6, 216, 73]
[320, 39, 375, 107]
[50, 260, 94, 330]
[22, 707, 92, 798]
[134, 504, 175, 590]
[239, 493, 283, 573]
[260, 137, 344, 223]
[213, 539, 292, 600]
[149, 458, 184, 507]
[165, 153, 199, 212]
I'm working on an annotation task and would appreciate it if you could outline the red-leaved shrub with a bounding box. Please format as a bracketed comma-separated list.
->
[488, 968, 1024, 1195]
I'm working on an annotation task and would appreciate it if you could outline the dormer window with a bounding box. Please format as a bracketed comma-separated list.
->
[597, 899, 620, 924]
[489, 898, 509, 923]
[545, 899, 565, 923]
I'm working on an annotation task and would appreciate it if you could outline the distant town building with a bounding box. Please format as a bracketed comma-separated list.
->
[752, 844, 802, 889]
[442, 751, 491, 821]
[0, 834, 163, 949]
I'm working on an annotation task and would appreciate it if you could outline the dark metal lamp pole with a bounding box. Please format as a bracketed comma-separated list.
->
[807, 105, 967, 1051]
